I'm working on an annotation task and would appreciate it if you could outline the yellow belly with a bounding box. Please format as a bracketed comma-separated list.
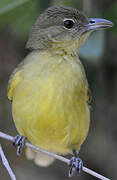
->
[11, 51, 90, 154]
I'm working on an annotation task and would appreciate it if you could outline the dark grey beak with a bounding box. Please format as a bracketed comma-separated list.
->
[87, 18, 113, 31]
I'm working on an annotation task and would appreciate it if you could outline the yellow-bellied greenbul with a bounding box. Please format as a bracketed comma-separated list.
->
[8, 6, 113, 177]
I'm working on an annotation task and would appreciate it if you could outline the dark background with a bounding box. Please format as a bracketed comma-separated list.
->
[0, 0, 117, 179]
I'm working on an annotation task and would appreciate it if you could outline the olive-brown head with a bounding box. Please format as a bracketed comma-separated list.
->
[26, 6, 113, 52]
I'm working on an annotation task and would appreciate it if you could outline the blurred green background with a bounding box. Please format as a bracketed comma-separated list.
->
[0, 0, 117, 179]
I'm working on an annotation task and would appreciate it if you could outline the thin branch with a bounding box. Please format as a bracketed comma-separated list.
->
[0, 144, 16, 180]
[0, 0, 30, 15]
[0, 131, 110, 180]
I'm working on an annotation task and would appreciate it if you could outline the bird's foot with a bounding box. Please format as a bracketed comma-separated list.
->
[68, 156, 83, 177]
[13, 135, 26, 156]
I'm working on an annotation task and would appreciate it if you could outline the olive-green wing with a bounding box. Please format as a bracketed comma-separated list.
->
[7, 67, 22, 101]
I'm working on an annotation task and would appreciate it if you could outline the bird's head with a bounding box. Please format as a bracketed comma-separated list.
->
[26, 6, 113, 55]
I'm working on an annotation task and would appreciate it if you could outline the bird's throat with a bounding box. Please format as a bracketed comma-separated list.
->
[50, 32, 90, 56]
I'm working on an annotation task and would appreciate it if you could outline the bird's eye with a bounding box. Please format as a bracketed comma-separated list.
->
[63, 19, 75, 29]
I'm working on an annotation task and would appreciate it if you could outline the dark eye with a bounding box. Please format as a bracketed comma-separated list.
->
[63, 19, 75, 29]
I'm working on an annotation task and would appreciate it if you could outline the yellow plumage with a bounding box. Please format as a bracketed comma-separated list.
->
[7, 4, 113, 171]
[8, 49, 90, 154]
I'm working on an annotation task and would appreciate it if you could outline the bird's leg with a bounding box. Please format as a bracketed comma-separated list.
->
[68, 150, 83, 177]
[13, 135, 26, 156]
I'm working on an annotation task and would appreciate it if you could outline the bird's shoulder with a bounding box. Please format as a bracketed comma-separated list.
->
[7, 61, 24, 101]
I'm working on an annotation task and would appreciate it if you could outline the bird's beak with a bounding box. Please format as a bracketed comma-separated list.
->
[87, 18, 113, 31]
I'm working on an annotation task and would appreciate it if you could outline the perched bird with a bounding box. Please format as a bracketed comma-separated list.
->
[7, 6, 113, 176]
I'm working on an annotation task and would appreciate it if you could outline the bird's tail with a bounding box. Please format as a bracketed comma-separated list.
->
[25, 147, 55, 167]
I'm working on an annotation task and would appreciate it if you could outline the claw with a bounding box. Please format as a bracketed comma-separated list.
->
[13, 135, 26, 156]
[68, 150, 83, 177]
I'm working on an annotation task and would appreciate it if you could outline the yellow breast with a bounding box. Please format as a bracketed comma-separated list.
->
[10, 50, 90, 154]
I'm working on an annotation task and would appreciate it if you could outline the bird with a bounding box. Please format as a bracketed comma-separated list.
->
[7, 6, 113, 177]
